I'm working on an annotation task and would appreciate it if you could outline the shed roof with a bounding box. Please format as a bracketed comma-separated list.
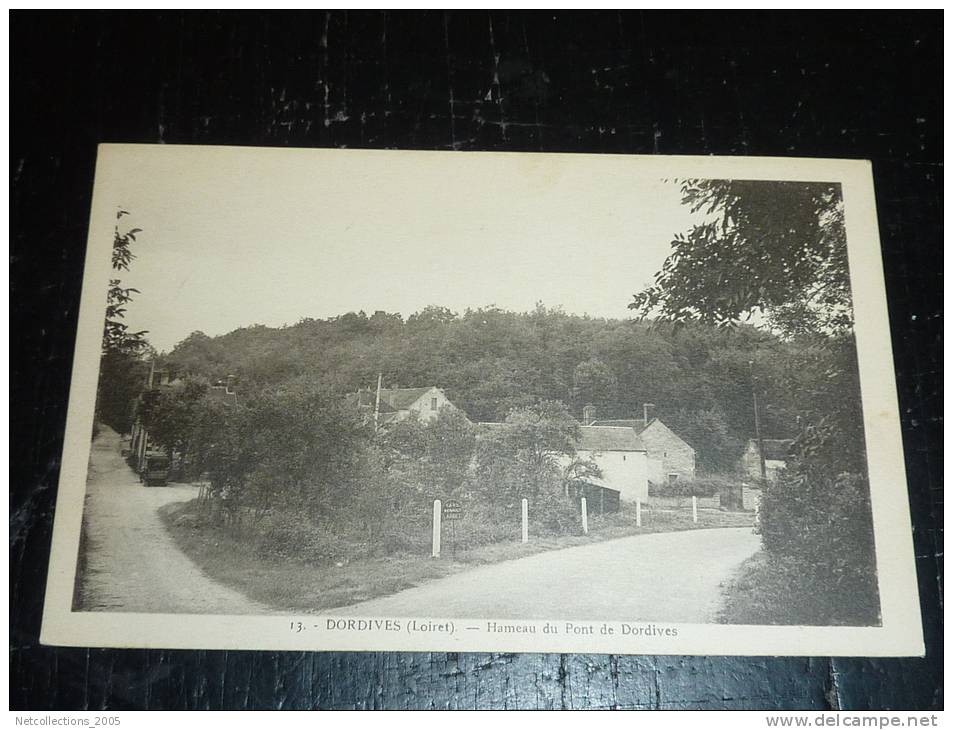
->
[577, 426, 645, 452]
[576, 475, 622, 493]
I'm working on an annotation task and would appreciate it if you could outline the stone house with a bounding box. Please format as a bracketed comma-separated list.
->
[590, 418, 696, 485]
[740, 438, 793, 483]
[348, 386, 459, 426]
[569, 425, 649, 505]
[475, 422, 649, 508]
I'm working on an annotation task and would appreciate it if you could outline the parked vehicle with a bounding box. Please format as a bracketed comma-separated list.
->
[142, 454, 170, 486]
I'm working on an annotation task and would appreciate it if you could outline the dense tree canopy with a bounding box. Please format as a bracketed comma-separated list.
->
[156, 304, 856, 473]
[630, 180, 852, 338]
[381, 407, 477, 499]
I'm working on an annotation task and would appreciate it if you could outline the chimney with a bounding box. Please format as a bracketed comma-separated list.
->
[643, 403, 656, 425]
[582, 404, 596, 426]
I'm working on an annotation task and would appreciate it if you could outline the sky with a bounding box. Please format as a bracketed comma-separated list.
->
[105, 147, 701, 353]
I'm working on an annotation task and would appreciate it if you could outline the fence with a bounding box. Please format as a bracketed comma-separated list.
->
[647, 494, 721, 510]
[426, 492, 730, 557]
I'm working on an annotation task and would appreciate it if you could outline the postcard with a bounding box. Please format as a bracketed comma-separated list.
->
[40, 145, 923, 656]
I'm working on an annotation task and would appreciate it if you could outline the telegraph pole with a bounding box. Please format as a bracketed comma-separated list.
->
[749, 360, 768, 487]
[373, 373, 383, 431]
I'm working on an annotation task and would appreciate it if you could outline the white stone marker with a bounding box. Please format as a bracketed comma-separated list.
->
[581, 496, 589, 534]
[432, 499, 442, 557]
[521, 498, 529, 543]
[692, 495, 698, 523]
[636, 499, 642, 527]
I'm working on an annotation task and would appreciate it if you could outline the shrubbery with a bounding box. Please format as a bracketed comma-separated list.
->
[180, 394, 595, 562]
[758, 418, 880, 625]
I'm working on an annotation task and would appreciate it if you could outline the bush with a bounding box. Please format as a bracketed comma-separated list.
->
[758, 420, 880, 624]
[253, 506, 432, 564]
[452, 498, 523, 547]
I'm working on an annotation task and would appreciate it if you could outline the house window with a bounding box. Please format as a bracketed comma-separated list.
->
[668, 473, 679, 485]
[431, 397, 438, 411]
[623, 455, 626, 461]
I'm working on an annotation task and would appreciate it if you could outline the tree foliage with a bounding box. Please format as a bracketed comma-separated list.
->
[572, 357, 618, 414]
[630, 180, 852, 337]
[188, 381, 371, 521]
[96, 210, 150, 433]
[380, 407, 477, 499]
[163, 306, 853, 471]
[632, 178, 878, 621]
[471, 401, 585, 531]
[103, 209, 148, 354]
[758, 419, 879, 624]
[138, 378, 209, 459]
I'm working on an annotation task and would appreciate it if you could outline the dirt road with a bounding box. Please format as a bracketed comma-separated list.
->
[77, 428, 270, 614]
[335, 527, 760, 622]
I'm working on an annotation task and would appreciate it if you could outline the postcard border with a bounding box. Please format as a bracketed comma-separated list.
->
[40, 146, 925, 657]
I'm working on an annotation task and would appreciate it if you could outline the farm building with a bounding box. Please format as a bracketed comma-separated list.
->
[590, 417, 696, 486]
[740, 438, 793, 483]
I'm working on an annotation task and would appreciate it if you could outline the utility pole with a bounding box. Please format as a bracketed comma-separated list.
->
[749, 360, 768, 488]
[373, 373, 383, 431]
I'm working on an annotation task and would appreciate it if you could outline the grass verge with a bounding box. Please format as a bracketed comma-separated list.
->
[717, 549, 882, 626]
[160, 500, 754, 613]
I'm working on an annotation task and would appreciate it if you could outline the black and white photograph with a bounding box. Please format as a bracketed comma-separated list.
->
[40, 146, 921, 656]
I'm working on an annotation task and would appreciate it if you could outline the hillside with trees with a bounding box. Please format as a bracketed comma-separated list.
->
[160, 307, 852, 475]
[100, 177, 879, 625]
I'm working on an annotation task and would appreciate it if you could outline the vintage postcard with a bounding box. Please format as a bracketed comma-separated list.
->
[40, 145, 923, 656]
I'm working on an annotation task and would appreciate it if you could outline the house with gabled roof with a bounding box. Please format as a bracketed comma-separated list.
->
[590, 417, 696, 486]
[347, 385, 459, 426]
[571, 425, 649, 505]
[474, 422, 648, 508]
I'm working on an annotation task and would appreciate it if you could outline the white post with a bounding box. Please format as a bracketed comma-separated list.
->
[432, 499, 442, 557]
[581, 497, 589, 534]
[636, 499, 642, 527]
[692, 495, 698, 523]
[521, 498, 529, 543]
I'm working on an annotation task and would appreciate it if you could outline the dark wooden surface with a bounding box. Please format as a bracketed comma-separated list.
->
[10, 11, 942, 710]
